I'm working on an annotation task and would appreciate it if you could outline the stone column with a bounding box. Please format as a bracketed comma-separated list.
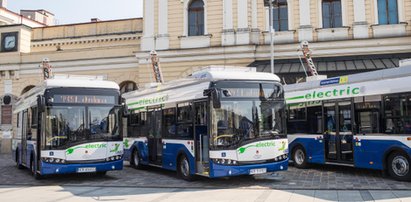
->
[222, 0, 235, 46]
[236, 0, 250, 45]
[353, 0, 368, 39]
[141, 0, 155, 51]
[298, 0, 313, 42]
[156, 0, 169, 50]
[250, 0, 260, 44]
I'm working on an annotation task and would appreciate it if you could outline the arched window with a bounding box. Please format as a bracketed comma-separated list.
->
[322, 0, 342, 28]
[120, 81, 138, 94]
[188, 0, 204, 36]
[273, 0, 288, 31]
[377, 0, 398, 24]
[21, 85, 35, 95]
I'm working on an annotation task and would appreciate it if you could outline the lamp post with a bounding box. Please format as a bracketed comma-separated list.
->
[264, 0, 276, 74]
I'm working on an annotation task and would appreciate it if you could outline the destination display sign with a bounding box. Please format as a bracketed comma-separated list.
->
[223, 88, 280, 99]
[53, 95, 115, 104]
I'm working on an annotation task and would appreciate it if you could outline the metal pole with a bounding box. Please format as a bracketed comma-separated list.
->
[269, 1, 274, 74]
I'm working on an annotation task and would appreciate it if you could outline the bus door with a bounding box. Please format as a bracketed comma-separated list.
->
[147, 108, 163, 165]
[324, 101, 354, 163]
[193, 101, 209, 173]
[21, 110, 28, 166]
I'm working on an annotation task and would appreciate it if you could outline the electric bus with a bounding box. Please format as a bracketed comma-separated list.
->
[122, 67, 288, 180]
[12, 75, 124, 179]
[285, 64, 411, 181]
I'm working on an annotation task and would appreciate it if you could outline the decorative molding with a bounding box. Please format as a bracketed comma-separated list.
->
[372, 23, 407, 38]
[180, 34, 212, 49]
[263, 30, 295, 44]
[316, 27, 350, 41]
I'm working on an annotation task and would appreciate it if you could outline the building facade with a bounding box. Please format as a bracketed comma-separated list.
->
[0, 18, 142, 153]
[0, 0, 410, 153]
[138, 0, 411, 83]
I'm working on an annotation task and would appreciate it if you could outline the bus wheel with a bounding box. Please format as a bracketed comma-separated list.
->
[131, 149, 144, 169]
[388, 152, 411, 181]
[292, 146, 308, 169]
[178, 155, 194, 181]
[16, 151, 23, 169]
[30, 159, 42, 180]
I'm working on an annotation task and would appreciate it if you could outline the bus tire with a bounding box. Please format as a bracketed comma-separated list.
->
[387, 151, 411, 181]
[292, 146, 308, 169]
[30, 158, 42, 180]
[131, 148, 144, 169]
[16, 150, 23, 169]
[177, 154, 194, 181]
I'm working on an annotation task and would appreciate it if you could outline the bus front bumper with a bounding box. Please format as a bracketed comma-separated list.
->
[40, 159, 123, 175]
[209, 159, 288, 178]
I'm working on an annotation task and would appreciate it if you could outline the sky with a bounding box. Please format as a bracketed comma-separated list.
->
[7, 0, 143, 25]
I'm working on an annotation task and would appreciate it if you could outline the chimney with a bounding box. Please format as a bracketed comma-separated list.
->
[91, 18, 101, 22]
[0, 0, 7, 8]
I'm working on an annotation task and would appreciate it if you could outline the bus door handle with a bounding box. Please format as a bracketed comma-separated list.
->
[199, 134, 203, 162]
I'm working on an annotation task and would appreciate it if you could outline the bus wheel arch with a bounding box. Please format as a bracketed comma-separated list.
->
[29, 153, 42, 179]
[130, 146, 143, 169]
[292, 144, 308, 169]
[15, 149, 23, 169]
[176, 151, 194, 181]
[384, 148, 411, 181]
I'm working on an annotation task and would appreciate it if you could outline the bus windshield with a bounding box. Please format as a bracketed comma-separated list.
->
[45, 105, 121, 149]
[211, 81, 286, 149]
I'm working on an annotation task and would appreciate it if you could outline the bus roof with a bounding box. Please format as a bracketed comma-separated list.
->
[123, 67, 281, 110]
[284, 64, 411, 104]
[14, 76, 119, 113]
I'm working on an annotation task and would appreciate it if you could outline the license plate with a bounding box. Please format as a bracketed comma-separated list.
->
[249, 168, 267, 175]
[77, 167, 96, 173]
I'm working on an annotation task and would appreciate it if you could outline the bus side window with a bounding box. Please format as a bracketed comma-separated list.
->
[287, 103, 307, 134]
[195, 102, 207, 125]
[163, 108, 176, 138]
[127, 112, 140, 137]
[24, 110, 32, 140]
[383, 94, 411, 134]
[287, 102, 322, 134]
[177, 102, 193, 139]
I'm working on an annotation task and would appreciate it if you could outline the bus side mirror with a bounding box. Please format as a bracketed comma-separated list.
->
[204, 88, 221, 108]
[37, 96, 45, 112]
[212, 89, 221, 109]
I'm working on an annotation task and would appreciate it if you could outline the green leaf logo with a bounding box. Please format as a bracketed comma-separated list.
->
[66, 148, 74, 155]
[278, 141, 286, 151]
[110, 144, 120, 153]
[123, 139, 129, 148]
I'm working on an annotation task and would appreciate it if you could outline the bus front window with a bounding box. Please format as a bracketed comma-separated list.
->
[45, 105, 121, 149]
[45, 106, 85, 148]
[211, 100, 285, 149]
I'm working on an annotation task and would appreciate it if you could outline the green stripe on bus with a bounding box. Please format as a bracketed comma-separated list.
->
[286, 95, 304, 101]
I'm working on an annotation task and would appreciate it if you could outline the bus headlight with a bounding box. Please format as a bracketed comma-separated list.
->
[42, 157, 66, 164]
[106, 155, 123, 162]
[212, 158, 238, 165]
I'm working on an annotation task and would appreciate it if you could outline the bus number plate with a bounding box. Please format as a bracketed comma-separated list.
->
[77, 167, 96, 173]
[249, 168, 267, 175]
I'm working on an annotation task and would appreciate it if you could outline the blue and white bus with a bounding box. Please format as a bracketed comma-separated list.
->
[12, 75, 124, 179]
[285, 64, 411, 181]
[122, 67, 288, 180]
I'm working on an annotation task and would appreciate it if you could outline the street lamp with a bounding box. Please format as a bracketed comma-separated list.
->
[264, 0, 276, 74]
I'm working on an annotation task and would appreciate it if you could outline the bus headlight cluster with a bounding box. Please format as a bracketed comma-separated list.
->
[106, 155, 122, 162]
[42, 157, 66, 164]
[275, 154, 288, 161]
[212, 158, 238, 165]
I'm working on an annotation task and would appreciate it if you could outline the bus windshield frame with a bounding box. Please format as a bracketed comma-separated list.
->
[42, 88, 122, 150]
[210, 81, 286, 150]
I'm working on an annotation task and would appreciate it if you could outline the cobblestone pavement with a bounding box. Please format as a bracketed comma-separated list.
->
[0, 154, 410, 190]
